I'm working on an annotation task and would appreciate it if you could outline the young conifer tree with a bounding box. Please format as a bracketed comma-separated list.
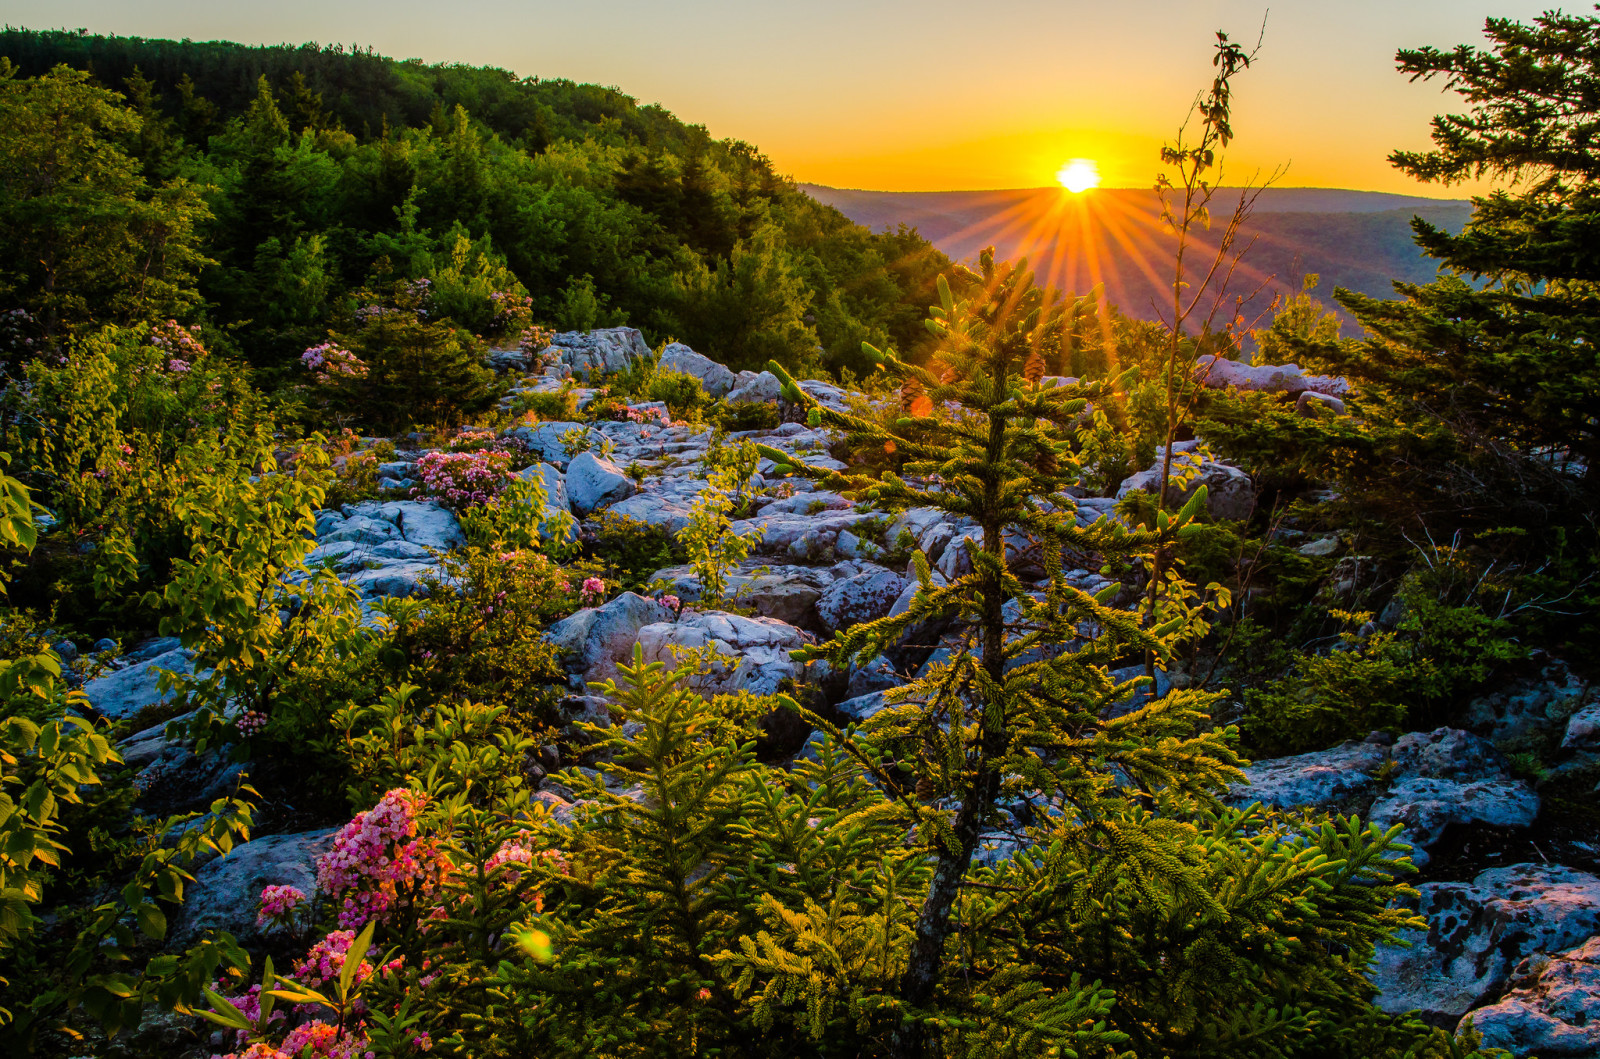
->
[759, 251, 1243, 1056]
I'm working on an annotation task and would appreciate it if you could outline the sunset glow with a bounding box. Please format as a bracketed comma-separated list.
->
[1056, 159, 1100, 193]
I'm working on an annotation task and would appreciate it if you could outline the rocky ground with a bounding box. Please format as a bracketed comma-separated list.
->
[69, 327, 1600, 1056]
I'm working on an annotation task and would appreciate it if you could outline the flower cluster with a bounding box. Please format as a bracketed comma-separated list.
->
[237, 710, 268, 738]
[149, 320, 207, 369]
[658, 594, 681, 615]
[316, 789, 449, 929]
[488, 289, 534, 330]
[624, 405, 674, 425]
[518, 325, 555, 356]
[412, 450, 516, 509]
[257, 884, 306, 926]
[579, 576, 607, 607]
[301, 342, 368, 380]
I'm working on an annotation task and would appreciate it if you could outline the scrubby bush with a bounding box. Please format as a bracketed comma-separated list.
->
[644, 368, 709, 420]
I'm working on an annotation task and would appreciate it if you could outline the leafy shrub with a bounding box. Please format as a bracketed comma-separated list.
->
[644, 369, 708, 420]
[510, 386, 578, 422]
[385, 547, 572, 736]
[589, 511, 678, 592]
[712, 400, 780, 432]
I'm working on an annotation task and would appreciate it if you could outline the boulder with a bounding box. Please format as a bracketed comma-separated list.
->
[816, 568, 907, 633]
[82, 648, 195, 721]
[1116, 447, 1255, 521]
[1296, 390, 1347, 417]
[174, 829, 338, 944]
[727, 371, 783, 405]
[1466, 935, 1600, 1057]
[545, 591, 668, 678]
[658, 342, 736, 398]
[636, 611, 814, 696]
[605, 481, 716, 536]
[508, 421, 590, 467]
[565, 452, 636, 517]
[1195, 355, 1348, 396]
[1563, 699, 1600, 750]
[519, 461, 577, 543]
[1232, 729, 1540, 866]
[1373, 864, 1600, 1020]
[548, 327, 652, 379]
[797, 378, 852, 413]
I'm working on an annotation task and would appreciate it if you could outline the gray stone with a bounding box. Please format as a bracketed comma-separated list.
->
[1232, 740, 1390, 811]
[836, 691, 888, 722]
[816, 568, 907, 633]
[1116, 450, 1255, 521]
[636, 611, 814, 696]
[548, 327, 653, 380]
[1297, 536, 1340, 557]
[1374, 864, 1600, 1020]
[175, 829, 338, 944]
[1194, 355, 1348, 396]
[727, 371, 783, 405]
[658, 342, 736, 398]
[1466, 935, 1600, 1057]
[1563, 700, 1600, 750]
[565, 451, 637, 517]
[1296, 390, 1347, 417]
[82, 648, 195, 721]
[545, 591, 668, 678]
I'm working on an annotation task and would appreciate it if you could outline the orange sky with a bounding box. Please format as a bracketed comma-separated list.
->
[5, 0, 1558, 196]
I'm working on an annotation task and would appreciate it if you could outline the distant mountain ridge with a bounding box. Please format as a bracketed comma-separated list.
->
[800, 184, 1475, 329]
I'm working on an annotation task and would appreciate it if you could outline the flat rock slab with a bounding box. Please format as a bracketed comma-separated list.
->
[1467, 935, 1600, 1057]
[1373, 863, 1600, 1020]
[175, 828, 338, 944]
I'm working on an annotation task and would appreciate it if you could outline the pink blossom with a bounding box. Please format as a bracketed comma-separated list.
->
[580, 576, 606, 606]
[256, 884, 305, 926]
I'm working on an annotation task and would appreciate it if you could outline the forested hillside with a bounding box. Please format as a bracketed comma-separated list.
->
[0, 29, 951, 377]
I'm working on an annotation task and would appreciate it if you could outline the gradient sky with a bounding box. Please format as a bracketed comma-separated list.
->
[0, 0, 1561, 194]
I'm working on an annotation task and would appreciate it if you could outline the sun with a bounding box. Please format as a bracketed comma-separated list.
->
[1056, 158, 1100, 193]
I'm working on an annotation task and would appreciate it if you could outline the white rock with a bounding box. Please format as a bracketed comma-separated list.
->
[1195, 355, 1348, 396]
[82, 648, 195, 720]
[658, 342, 736, 398]
[565, 452, 637, 517]
[816, 568, 907, 633]
[1117, 455, 1255, 521]
[548, 327, 653, 379]
[636, 611, 813, 696]
[727, 371, 783, 405]
[544, 591, 668, 678]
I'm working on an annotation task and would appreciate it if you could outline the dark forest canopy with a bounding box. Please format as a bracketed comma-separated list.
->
[0, 27, 954, 376]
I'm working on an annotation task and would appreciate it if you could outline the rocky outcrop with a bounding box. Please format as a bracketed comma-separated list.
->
[659, 342, 736, 397]
[1373, 863, 1600, 1020]
[1231, 728, 1540, 866]
[82, 646, 195, 721]
[727, 371, 783, 405]
[816, 567, 907, 634]
[1116, 442, 1255, 521]
[1466, 935, 1600, 1057]
[545, 592, 670, 681]
[636, 610, 815, 697]
[548, 327, 652, 379]
[1195, 355, 1348, 396]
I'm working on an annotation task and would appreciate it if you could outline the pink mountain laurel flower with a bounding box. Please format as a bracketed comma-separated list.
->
[301, 342, 368, 380]
[256, 884, 306, 926]
[236, 710, 268, 738]
[316, 789, 450, 928]
[412, 450, 516, 509]
[579, 576, 607, 606]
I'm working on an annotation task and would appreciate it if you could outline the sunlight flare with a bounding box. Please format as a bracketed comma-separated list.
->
[1056, 158, 1100, 192]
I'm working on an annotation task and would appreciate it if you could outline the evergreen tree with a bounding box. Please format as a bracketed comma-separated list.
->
[1318, 10, 1600, 506]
